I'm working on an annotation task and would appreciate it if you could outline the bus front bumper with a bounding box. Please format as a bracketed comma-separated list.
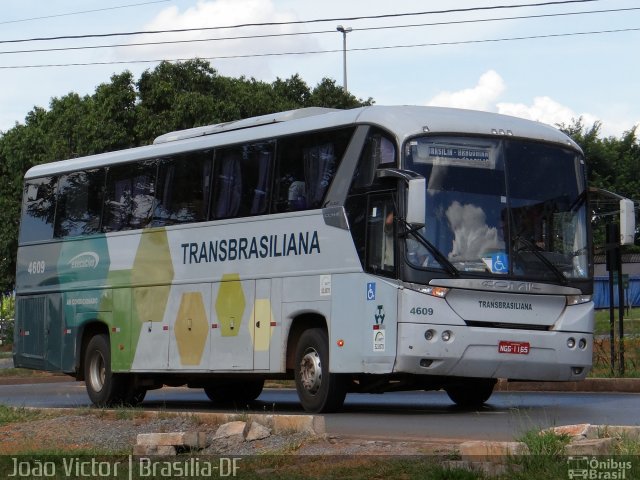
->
[394, 322, 592, 381]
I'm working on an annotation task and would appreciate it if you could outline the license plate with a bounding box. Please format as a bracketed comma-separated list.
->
[498, 341, 530, 355]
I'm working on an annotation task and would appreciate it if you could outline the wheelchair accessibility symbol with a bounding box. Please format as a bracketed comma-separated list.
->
[367, 282, 376, 301]
[491, 253, 509, 273]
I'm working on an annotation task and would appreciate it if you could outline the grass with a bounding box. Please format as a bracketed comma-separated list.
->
[594, 307, 640, 336]
[1, 404, 640, 479]
[0, 404, 46, 426]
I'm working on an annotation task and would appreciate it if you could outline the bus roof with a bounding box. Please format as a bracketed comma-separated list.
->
[24, 105, 581, 179]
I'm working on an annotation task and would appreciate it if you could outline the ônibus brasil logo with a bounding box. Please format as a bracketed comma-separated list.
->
[68, 252, 99, 270]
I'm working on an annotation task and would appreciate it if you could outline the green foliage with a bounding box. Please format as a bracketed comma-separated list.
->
[0, 405, 44, 426]
[0, 60, 371, 291]
[559, 118, 640, 253]
[508, 429, 572, 478]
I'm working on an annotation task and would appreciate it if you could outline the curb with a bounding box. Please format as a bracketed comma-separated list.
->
[3, 376, 640, 392]
[496, 377, 640, 393]
[23, 407, 326, 436]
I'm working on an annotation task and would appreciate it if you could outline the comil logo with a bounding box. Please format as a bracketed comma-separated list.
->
[68, 252, 100, 270]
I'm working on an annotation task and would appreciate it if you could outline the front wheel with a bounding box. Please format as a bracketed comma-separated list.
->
[445, 378, 496, 407]
[294, 328, 347, 413]
[84, 334, 127, 407]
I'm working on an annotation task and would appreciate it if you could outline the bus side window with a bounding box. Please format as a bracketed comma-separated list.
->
[366, 195, 396, 276]
[103, 161, 156, 232]
[246, 143, 274, 216]
[154, 151, 211, 226]
[55, 169, 104, 238]
[19, 177, 58, 243]
[273, 128, 354, 213]
[352, 129, 396, 190]
[211, 149, 242, 219]
[210, 142, 274, 220]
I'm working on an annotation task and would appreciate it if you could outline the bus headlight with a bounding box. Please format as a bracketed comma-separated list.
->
[566, 294, 592, 306]
[567, 337, 576, 349]
[441, 330, 452, 342]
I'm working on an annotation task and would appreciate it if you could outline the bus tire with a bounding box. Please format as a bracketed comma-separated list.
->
[294, 328, 347, 413]
[84, 334, 125, 407]
[445, 378, 496, 407]
[204, 379, 264, 403]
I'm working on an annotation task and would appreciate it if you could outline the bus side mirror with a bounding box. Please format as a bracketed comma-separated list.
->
[377, 168, 426, 227]
[406, 177, 426, 227]
[620, 198, 635, 245]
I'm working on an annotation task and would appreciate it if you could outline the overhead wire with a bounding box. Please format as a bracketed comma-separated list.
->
[0, 0, 605, 44]
[0, 1, 171, 26]
[0, 6, 639, 56]
[1, 26, 638, 69]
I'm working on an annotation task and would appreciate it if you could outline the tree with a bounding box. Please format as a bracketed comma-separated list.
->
[0, 59, 374, 288]
[308, 77, 373, 109]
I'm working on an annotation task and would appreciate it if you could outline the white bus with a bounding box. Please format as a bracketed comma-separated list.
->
[14, 105, 594, 412]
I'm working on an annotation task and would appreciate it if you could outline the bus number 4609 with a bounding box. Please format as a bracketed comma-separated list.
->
[27, 261, 46, 275]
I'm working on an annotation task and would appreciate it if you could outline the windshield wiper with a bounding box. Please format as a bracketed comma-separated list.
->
[512, 234, 568, 285]
[400, 219, 459, 277]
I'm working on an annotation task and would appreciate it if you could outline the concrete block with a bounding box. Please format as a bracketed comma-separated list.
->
[272, 415, 325, 435]
[245, 422, 271, 441]
[213, 421, 247, 440]
[133, 444, 177, 456]
[136, 432, 205, 448]
[459, 441, 529, 461]
[545, 424, 591, 440]
[594, 425, 640, 441]
[565, 438, 616, 456]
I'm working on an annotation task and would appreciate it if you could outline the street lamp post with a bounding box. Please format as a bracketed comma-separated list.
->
[336, 25, 352, 92]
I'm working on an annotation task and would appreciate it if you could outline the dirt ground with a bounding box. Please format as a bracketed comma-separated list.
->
[0, 408, 458, 457]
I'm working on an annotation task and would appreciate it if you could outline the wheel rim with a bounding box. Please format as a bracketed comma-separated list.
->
[299, 347, 322, 394]
[88, 350, 106, 393]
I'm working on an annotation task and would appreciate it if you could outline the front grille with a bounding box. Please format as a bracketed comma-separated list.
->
[465, 320, 550, 331]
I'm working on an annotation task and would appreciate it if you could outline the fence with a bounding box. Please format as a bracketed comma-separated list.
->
[593, 276, 640, 309]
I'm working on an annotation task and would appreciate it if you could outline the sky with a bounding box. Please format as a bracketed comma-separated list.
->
[1, 0, 639, 138]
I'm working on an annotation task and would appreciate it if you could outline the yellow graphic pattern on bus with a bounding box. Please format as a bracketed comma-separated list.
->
[251, 298, 274, 352]
[175, 292, 209, 365]
[215, 273, 245, 337]
[132, 229, 174, 324]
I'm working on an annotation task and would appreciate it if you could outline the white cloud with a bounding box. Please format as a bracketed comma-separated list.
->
[117, 0, 318, 78]
[426, 70, 632, 135]
[496, 97, 598, 131]
[427, 70, 505, 111]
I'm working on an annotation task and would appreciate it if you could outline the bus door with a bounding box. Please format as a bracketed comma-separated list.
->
[168, 284, 212, 370]
[14, 294, 62, 371]
[131, 286, 171, 370]
[252, 279, 272, 370]
[209, 276, 255, 370]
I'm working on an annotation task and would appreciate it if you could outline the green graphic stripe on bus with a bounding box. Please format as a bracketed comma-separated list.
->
[128, 228, 174, 371]
[57, 236, 110, 286]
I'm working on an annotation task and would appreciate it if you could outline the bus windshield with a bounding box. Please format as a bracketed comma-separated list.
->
[404, 136, 589, 281]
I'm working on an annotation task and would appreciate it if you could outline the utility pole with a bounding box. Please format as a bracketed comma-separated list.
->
[336, 25, 352, 91]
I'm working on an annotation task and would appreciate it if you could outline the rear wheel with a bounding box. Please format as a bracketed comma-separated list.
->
[204, 378, 264, 403]
[445, 378, 496, 407]
[84, 334, 127, 407]
[294, 328, 347, 413]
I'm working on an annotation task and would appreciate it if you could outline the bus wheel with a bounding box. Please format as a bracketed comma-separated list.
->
[294, 328, 347, 413]
[204, 379, 264, 403]
[445, 378, 496, 407]
[84, 334, 124, 407]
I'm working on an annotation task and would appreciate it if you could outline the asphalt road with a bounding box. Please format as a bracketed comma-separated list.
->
[2, 381, 639, 441]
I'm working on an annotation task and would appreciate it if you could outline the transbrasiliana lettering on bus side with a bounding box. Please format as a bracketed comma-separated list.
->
[180, 231, 320, 264]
